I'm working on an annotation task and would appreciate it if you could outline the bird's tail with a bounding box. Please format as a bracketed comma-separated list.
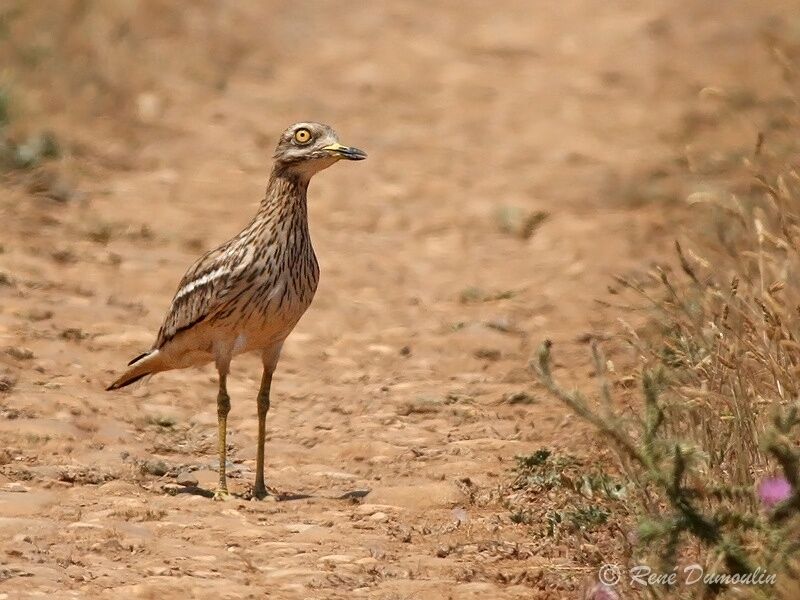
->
[106, 349, 164, 391]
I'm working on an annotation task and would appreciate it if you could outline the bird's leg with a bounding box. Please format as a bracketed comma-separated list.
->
[254, 344, 281, 500]
[214, 371, 231, 501]
[253, 368, 272, 499]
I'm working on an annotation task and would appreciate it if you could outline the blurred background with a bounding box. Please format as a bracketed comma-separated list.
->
[4, 1, 791, 357]
[1, 1, 799, 598]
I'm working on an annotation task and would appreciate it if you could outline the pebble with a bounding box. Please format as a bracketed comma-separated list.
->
[452, 507, 469, 524]
[367, 344, 393, 355]
[502, 391, 536, 404]
[68, 522, 104, 530]
[0, 376, 16, 393]
[285, 523, 316, 533]
[98, 480, 139, 496]
[318, 554, 353, 564]
[314, 470, 356, 480]
[162, 482, 183, 495]
[5, 347, 34, 360]
[5, 482, 29, 493]
[175, 471, 198, 487]
[142, 459, 168, 476]
[356, 504, 399, 515]
[369, 512, 388, 522]
[190, 555, 217, 563]
[65, 564, 87, 581]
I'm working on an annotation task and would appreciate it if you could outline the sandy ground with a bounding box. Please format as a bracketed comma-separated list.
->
[0, 2, 795, 598]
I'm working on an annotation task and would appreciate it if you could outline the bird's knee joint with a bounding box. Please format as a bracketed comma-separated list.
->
[217, 392, 231, 418]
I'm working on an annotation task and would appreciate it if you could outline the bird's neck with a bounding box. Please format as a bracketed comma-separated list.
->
[257, 169, 310, 219]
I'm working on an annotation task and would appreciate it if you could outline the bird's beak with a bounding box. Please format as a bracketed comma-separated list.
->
[322, 142, 367, 161]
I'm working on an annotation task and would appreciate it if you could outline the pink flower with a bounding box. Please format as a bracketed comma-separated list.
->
[758, 477, 792, 507]
[585, 583, 620, 600]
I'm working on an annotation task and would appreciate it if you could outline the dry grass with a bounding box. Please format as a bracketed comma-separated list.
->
[529, 30, 800, 599]
[0, 0, 277, 178]
[1, 1, 260, 120]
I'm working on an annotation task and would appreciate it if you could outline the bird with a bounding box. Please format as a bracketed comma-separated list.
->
[106, 122, 366, 500]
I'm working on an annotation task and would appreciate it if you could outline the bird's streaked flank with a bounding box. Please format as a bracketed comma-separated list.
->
[107, 122, 366, 500]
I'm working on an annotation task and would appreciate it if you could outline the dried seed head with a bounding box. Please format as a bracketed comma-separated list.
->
[768, 280, 785, 295]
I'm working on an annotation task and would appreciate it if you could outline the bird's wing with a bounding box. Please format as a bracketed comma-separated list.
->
[154, 241, 249, 348]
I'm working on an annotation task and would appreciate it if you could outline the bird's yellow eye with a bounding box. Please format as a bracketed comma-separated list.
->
[294, 128, 312, 144]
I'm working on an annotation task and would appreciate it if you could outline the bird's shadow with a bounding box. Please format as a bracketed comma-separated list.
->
[263, 487, 372, 502]
[166, 485, 370, 502]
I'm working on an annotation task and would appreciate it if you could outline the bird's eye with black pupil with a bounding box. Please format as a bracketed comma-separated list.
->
[294, 128, 312, 144]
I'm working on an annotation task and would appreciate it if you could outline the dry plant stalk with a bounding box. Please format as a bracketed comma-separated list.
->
[529, 37, 800, 598]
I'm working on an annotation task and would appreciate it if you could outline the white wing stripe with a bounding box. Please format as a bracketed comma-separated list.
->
[174, 266, 228, 300]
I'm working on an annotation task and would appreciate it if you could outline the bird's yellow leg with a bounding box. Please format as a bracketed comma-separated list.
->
[254, 368, 272, 500]
[214, 372, 231, 501]
[254, 345, 281, 500]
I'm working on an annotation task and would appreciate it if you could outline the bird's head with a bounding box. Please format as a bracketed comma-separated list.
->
[273, 122, 366, 178]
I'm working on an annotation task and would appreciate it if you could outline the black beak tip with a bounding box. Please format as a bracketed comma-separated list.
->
[344, 147, 367, 161]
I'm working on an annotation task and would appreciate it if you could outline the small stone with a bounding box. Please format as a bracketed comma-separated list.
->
[11, 534, 31, 544]
[5, 347, 34, 360]
[26, 309, 52, 321]
[367, 344, 393, 355]
[142, 459, 168, 476]
[68, 522, 104, 530]
[41, 479, 71, 490]
[369, 512, 388, 522]
[318, 554, 353, 564]
[285, 523, 316, 533]
[65, 565, 86, 581]
[315, 470, 357, 480]
[175, 471, 198, 487]
[474, 348, 501, 361]
[60, 328, 87, 341]
[190, 555, 217, 563]
[162, 483, 182, 495]
[0, 375, 16, 393]
[356, 504, 399, 515]
[5, 482, 29, 493]
[452, 507, 469, 524]
[502, 391, 537, 404]
[355, 557, 378, 566]
[435, 546, 451, 558]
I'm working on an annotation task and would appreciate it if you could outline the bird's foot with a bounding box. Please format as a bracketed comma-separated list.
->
[252, 483, 276, 502]
[213, 487, 231, 501]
